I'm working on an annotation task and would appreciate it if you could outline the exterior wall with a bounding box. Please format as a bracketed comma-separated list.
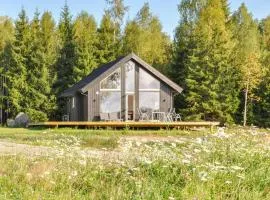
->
[85, 59, 174, 121]
[160, 83, 173, 113]
[68, 93, 88, 121]
[88, 84, 100, 121]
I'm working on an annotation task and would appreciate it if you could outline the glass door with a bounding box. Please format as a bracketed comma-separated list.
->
[126, 94, 134, 121]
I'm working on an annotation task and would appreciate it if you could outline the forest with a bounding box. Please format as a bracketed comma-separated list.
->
[0, 0, 269, 127]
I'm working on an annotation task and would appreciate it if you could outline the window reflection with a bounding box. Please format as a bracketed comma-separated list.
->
[100, 91, 121, 113]
[139, 68, 160, 89]
[100, 68, 121, 89]
[125, 61, 135, 92]
[139, 91, 160, 113]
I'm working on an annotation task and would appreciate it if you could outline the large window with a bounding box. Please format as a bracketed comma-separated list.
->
[100, 69, 121, 114]
[139, 68, 160, 89]
[100, 91, 121, 113]
[100, 68, 121, 89]
[125, 61, 135, 93]
[139, 68, 160, 112]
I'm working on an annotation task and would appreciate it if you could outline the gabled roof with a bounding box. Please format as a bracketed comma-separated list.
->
[60, 53, 183, 97]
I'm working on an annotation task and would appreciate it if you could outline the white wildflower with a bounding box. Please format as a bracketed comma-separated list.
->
[237, 174, 245, 179]
[198, 171, 208, 182]
[182, 159, 191, 164]
[225, 180, 232, 184]
[71, 170, 78, 177]
[171, 143, 176, 148]
[79, 159, 87, 166]
[231, 166, 244, 171]
[168, 197, 175, 200]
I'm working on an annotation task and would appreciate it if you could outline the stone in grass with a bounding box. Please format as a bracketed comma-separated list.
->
[15, 112, 30, 127]
[7, 119, 16, 127]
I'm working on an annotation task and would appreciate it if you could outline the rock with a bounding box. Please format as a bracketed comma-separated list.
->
[7, 119, 15, 127]
[14, 112, 29, 127]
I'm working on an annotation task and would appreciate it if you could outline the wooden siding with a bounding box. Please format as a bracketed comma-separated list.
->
[88, 83, 100, 121]
[70, 59, 175, 121]
[160, 83, 172, 113]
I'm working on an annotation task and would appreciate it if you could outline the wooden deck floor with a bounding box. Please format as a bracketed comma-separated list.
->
[29, 121, 220, 129]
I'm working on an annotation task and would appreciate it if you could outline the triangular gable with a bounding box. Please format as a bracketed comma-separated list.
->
[61, 53, 183, 97]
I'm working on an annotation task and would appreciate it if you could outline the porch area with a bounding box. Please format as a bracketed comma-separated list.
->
[28, 121, 220, 130]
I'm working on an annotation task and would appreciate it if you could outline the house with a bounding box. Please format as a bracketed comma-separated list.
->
[60, 53, 183, 121]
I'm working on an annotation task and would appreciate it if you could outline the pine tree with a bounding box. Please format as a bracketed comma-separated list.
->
[97, 11, 120, 64]
[171, 0, 206, 109]
[123, 3, 171, 73]
[40, 11, 59, 88]
[2, 8, 29, 117]
[53, 3, 76, 119]
[231, 3, 262, 126]
[179, 0, 239, 123]
[23, 10, 55, 122]
[73, 11, 98, 82]
[54, 3, 76, 94]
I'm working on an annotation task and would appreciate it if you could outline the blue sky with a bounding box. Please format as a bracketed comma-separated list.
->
[0, 0, 269, 39]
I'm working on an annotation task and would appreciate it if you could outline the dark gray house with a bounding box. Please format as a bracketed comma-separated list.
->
[61, 53, 183, 121]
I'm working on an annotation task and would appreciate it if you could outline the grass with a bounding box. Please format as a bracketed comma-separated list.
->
[0, 126, 269, 199]
[0, 127, 209, 148]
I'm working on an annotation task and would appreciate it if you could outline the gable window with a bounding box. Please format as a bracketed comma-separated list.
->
[125, 61, 135, 93]
[139, 68, 160, 89]
[139, 68, 160, 113]
[100, 68, 121, 89]
[100, 68, 121, 114]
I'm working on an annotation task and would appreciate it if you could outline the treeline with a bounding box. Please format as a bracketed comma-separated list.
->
[172, 0, 270, 126]
[0, 0, 269, 126]
[0, 1, 171, 122]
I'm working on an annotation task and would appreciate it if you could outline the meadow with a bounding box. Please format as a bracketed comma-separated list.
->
[0, 126, 269, 199]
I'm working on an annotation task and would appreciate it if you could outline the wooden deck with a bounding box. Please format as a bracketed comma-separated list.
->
[29, 121, 220, 130]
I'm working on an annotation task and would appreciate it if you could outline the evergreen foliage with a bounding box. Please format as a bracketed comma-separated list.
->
[123, 3, 171, 73]
[231, 3, 262, 126]
[73, 11, 98, 82]
[2, 8, 29, 117]
[0, 1, 269, 126]
[173, 0, 239, 123]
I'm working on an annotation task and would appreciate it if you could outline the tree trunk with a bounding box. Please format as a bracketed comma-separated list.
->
[243, 84, 249, 126]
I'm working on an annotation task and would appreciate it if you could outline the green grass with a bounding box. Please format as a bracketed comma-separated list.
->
[0, 127, 209, 149]
[0, 126, 270, 199]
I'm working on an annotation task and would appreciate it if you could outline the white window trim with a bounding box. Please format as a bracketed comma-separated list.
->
[100, 89, 121, 92]
[139, 89, 160, 92]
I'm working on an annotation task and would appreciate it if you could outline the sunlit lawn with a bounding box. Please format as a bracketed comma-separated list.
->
[0, 126, 269, 199]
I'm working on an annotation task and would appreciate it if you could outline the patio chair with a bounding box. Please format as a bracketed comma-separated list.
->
[137, 107, 149, 121]
[166, 108, 174, 122]
[100, 113, 109, 121]
[172, 108, 182, 121]
[109, 112, 123, 121]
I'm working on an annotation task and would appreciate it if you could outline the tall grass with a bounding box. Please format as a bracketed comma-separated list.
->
[0, 127, 269, 199]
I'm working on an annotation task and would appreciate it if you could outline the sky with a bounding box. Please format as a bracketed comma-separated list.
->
[0, 0, 270, 39]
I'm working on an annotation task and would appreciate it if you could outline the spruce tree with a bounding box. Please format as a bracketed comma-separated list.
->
[40, 11, 59, 88]
[2, 8, 29, 117]
[179, 0, 239, 123]
[54, 3, 76, 94]
[97, 11, 120, 64]
[24, 10, 55, 121]
[54, 3, 76, 119]
[73, 11, 98, 82]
